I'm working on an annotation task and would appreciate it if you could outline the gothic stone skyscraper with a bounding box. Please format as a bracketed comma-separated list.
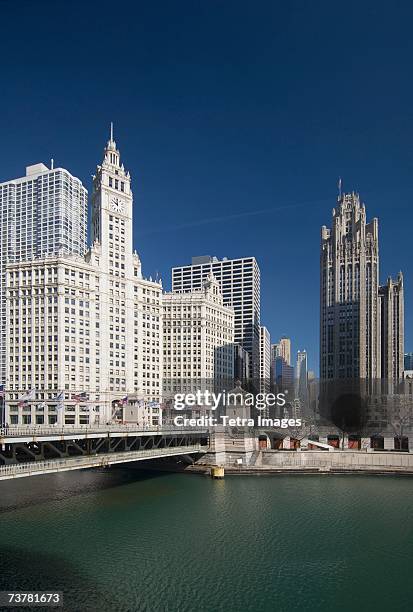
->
[320, 192, 380, 380]
[379, 273, 404, 381]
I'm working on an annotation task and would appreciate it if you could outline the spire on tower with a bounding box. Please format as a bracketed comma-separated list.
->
[104, 123, 118, 160]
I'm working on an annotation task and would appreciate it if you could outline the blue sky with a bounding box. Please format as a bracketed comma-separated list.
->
[1, 0, 412, 372]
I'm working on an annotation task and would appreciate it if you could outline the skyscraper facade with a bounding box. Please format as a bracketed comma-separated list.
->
[320, 191, 405, 383]
[259, 325, 271, 392]
[271, 338, 291, 366]
[270, 337, 291, 386]
[320, 192, 380, 380]
[295, 350, 308, 404]
[270, 343, 278, 364]
[163, 273, 234, 395]
[0, 163, 88, 383]
[233, 344, 250, 382]
[405, 353, 413, 371]
[172, 255, 260, 377]
[379, 273, 404, 381]
[274, 357, 295, 392]
[5, 131, 162, 426]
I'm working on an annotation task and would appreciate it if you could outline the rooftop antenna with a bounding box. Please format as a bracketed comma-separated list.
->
[51, 158, 54, 170]
[110, 121, 114, 142]
[338, 177, 342, 199]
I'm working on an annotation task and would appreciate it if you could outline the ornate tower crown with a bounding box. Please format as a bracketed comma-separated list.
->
[91, 125, 133, 251]
[103, 122, 121, 169]
[94, 123, 131, 193]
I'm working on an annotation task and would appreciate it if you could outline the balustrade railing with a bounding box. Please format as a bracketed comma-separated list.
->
[0, 444, 203, 478]
[0, 424, 208, 437]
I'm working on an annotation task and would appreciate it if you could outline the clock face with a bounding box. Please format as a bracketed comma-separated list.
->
[110, 196, 125, 213]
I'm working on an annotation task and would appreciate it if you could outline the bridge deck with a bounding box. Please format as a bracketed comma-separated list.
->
[0, 444, 205, 481]
[0, 425, 208, 444]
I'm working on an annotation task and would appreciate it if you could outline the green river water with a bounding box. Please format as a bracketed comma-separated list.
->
[0, 469, 412, 611]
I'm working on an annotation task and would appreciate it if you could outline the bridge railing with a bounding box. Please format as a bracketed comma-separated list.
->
[0, 444, 204, 479]
[0, 424, 208, 438]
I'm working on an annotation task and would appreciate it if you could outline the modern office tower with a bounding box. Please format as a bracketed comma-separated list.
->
[274, 357, 295, 392]
[320, 192, 381, 380]
[404, 353, 413, 371]
[259, 326, 271, 392]
[296, 349, 307, 372]
[306, 370, 319, 417]
[271, 338, 291, 366]
[163, 273, 234, 395]
[270, 337, 291, 385]
[234, 344, 250, 382]
[5, 129, 162, 426]
[0, 163, 88, 384]
[295, 350, 308, 403]
[270, 343, 279, 364]
[270, 342, 278, 386]
[172, 256, 260, 377]
[379, 273, 404, 381]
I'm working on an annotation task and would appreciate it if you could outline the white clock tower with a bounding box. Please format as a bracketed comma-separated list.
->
[4, 126, 164, 427]
[91, 123, 133, 275]
[88, 126, 163, 406]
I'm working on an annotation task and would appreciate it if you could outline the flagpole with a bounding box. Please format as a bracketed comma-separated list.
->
[0, 395, 4, 427]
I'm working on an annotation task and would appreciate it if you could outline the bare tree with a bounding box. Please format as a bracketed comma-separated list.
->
[284, 399, 316, 449]
[388, 397, 413, 451]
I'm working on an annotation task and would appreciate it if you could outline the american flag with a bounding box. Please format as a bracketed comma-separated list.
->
[54, 391, 65, 411]
[18, 389, 36, 406]
[72, 391, 89, 403]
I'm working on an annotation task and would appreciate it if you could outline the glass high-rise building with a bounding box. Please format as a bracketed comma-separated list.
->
[295, 350, 308, 404]
[405, 353, 413, 371]
[0, 162, 88, 383]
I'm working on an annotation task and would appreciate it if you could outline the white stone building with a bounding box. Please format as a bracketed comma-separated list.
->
[0, 162, 87, 384]
[172, 256, 260, 378]
[5, 129, 162, 426]
[163, 273, 234, 397]
[121, 399, 162, 428]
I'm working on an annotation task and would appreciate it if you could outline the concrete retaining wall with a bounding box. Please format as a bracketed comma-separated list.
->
[260, 450, 413, 472]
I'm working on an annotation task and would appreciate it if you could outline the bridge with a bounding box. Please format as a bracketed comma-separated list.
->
[0, 425, 209, 481]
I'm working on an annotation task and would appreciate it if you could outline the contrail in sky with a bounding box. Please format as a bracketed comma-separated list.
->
[139, 196, 333, 235]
